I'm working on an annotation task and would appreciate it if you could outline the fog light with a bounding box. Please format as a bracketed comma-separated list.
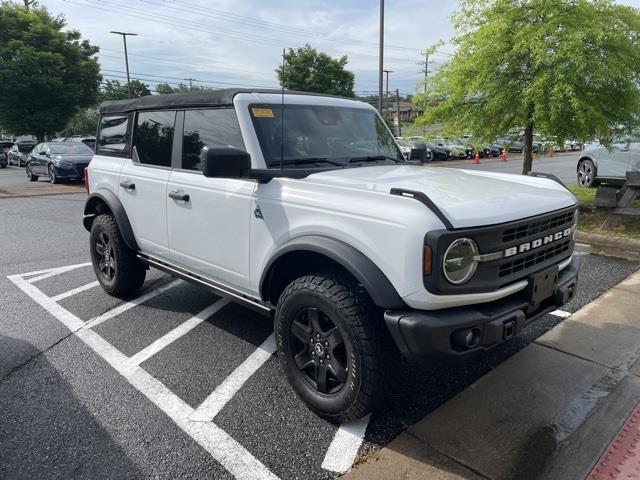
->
[452, 327, 482, 349]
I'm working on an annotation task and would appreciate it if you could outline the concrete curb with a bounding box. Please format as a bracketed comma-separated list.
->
[577, 231, 640, 254]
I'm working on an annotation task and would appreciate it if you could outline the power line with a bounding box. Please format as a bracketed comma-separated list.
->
[65, 0, 423, 65]
[145, 0, 423, 53]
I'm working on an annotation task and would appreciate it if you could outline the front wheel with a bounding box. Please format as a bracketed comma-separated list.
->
[48, 164, 58, 184]
[577, 159, 598, 188]
[90, 214, 146, 297]
[275, 272, 391, 422]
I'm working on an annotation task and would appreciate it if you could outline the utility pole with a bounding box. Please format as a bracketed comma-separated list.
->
[395, 88, 401, 137]
[185, 78, 194, 91]
[383, 69, 393, 116]
[110, 31, 138, 99]
[422, 51, 430, 93]
[378, 0, 384, 114]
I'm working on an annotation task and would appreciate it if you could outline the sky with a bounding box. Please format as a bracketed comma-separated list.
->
[41, 0, 640, 97]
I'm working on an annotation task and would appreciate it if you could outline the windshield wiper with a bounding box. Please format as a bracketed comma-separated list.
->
[278, 157, 344, 166]
[348, 155, 403, 164]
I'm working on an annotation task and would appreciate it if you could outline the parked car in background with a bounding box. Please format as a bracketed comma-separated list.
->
[425, 142, 449, 160]
[504, 137, 540, 153]
[69, 135, 97, 150]
[433, 138, 467, 159]
[396, 139, 432, 162]
[0, 141, 13, 168]
[8, 140, 36, 167]
[26, 142, 93, 183]
[577, 138, 640, 187]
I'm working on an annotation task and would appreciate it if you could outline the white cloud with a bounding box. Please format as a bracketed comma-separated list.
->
[41, 0, 640, 96]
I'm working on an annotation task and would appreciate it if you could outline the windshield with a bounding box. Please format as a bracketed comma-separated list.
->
[49, 143, 93, 155]
[17, 143, 35, 153]
[250, 104, 404, 167]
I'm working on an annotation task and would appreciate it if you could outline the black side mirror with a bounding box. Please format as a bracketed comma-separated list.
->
[202, 147, 251, 179]
[409, 143, 427, 163]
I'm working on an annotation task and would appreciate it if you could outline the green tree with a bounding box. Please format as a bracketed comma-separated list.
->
[99, 79, 151, 102]
[0, 4, 101, 141]
[277, 44, 355, 97]
[156, 82, 209, 94]
[416, 0, 640, 174]
[60, 109, 98, 137]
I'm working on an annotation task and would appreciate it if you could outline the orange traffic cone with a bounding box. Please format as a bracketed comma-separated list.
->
[474, 152, 480, 164]
[501, 149, 507, 162]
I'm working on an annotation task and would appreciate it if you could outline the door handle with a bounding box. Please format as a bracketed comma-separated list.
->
[119, 180, 135, 190]
[169, 190, 190, 202]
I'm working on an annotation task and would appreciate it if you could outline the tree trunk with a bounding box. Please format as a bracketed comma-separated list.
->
[521, 115, 534, 175]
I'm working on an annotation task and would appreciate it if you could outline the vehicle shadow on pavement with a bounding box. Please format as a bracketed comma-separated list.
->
[364, 316, 640, 480]
[0, 334, 144, 480]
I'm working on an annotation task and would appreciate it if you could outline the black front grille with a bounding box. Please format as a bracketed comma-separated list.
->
[502, 210, 575, 243]
[498, 239, 572, 277]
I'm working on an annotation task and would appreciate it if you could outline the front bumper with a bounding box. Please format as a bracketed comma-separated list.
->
[52, 163, 89, 180]
[384, 260, 579, 360]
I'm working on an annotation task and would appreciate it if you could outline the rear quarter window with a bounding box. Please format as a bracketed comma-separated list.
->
[97, 114, 132, 157]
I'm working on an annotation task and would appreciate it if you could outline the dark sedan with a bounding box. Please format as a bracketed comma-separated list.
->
[425, 143, 450, 160]
[8, 140, 36, 167]
[26, 142, 93, 183]
[0, 141, 13, 168]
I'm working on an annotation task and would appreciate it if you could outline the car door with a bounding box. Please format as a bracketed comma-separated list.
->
[626, 137, 640, 174]
[166, 108, 255, 291]
[597, 138, 629, 179]
[31, 144, 47, 174]
[118, 110, 176, 258]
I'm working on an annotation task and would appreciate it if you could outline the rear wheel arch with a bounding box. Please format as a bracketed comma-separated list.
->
[83, 190, 138, 251]
[260, 236, 405, 310]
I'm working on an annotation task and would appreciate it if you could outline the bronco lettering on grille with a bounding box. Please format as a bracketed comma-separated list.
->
[504, 227, 574, 258]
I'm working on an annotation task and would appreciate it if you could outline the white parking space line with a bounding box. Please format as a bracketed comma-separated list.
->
[321, 415, 371, 474]
[8, 271, 279, 480]
[83, 279, 182, 329]
[124, 298, 230, 373]
[52, 281, 100, 302]
[550, 310, 572, 318]
[190, 334, 276, 422]
[24, 262, 92, 283]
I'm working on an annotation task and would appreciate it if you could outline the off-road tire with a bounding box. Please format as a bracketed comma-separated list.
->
[275, 272, 393, 423]
[90, 214, 146, 297]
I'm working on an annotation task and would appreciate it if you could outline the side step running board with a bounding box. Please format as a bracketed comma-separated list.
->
[137, 254, 272, 316]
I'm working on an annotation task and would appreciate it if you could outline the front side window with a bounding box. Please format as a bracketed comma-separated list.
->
[250, 104, 404, 168]
[98, 114, 130, 155]
[134, 110, 176, 167]
[182, 109, 245, 171]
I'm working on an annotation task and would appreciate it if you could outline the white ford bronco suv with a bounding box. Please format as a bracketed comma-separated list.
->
[83, 89, 579, 422]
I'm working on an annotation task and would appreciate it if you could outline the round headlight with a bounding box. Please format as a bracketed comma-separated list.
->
[443, 238, 479, 285]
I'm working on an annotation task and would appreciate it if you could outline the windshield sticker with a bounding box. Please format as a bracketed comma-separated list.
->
[252, 107, 274, 118]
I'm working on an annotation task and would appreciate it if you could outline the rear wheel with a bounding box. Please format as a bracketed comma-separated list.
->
[90, 214, 146, 297]
[275, 272, 392, 422]
[577, 159, 598, 188]
[26, 165, 38, 181]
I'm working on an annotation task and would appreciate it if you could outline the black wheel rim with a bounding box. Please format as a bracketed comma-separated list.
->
[289, 306, 348, 394]
[578, 162, 593, 187]
[95, 231, 116, 281]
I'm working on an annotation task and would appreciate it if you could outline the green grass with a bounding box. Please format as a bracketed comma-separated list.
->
[565, 183, 640, 239]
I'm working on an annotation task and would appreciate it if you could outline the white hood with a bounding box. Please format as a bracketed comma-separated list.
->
[304, 165, 577, 229]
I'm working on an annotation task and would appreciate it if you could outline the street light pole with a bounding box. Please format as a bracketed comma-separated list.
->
[383, 69, 393, 116]
[110, 31, 138, 99]
[378, 0, 384, 114]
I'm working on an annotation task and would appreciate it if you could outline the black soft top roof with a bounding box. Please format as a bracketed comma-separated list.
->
[99, 88, 342, 114]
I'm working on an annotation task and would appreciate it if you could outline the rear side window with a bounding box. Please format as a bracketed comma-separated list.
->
[182, 109, 244, 171]
[134, 110, 176, 168]
[98, 114, 130, 155]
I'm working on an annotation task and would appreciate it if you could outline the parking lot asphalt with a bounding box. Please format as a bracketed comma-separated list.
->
[1, 189, 637, 479]
[431, 151, 581, 185]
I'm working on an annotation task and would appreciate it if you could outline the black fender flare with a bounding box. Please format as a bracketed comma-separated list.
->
[260, 235, 405, 309]
[83, 190, 138, 251]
